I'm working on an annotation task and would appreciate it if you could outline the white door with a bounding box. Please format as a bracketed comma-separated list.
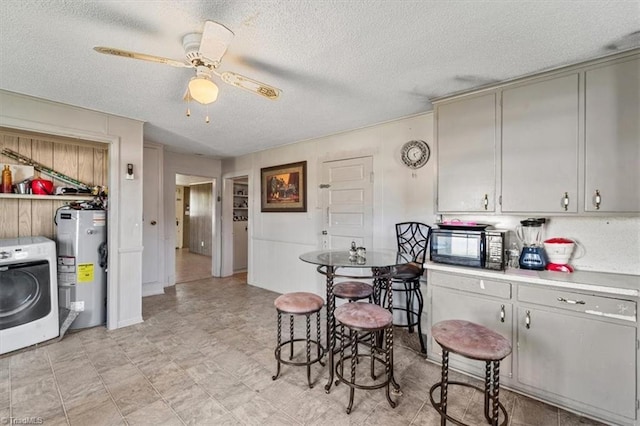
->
[320, 156, 373, 249]
[233, 221, 248, 271]
[142, 146, 161, 287]
[175, 186, 184, 249]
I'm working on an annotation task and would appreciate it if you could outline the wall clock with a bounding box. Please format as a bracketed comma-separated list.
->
[400, 140, 430, 169]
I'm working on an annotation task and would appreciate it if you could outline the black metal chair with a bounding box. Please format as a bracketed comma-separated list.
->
[382, 222, 431, 353]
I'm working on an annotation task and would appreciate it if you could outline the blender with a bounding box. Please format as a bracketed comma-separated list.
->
[516, 218, 548, 270]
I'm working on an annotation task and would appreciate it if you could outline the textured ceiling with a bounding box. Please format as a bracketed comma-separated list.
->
[1, 1, 638, 158]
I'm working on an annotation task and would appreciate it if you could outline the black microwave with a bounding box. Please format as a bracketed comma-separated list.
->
[429, 229, 506, 270]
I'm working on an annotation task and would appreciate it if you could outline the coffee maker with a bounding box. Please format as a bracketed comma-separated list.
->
[516, 218, 548, 270]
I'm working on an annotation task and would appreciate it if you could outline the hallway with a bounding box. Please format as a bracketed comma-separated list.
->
[175, 248, 212, 283]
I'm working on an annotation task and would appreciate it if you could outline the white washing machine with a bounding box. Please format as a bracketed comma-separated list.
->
[0, 236, 59, 355]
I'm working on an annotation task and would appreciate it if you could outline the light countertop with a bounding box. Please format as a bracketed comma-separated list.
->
[424, 262, 640, 298]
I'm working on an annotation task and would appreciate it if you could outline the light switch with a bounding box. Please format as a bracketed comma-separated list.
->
[126, 163, 134, 180]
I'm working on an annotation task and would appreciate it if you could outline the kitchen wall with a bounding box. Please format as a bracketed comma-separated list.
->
[443, 215, 640, 275]
[0, 89, 144, 329]
[222, 113, 436, 297]
[222, 111, 639, 299]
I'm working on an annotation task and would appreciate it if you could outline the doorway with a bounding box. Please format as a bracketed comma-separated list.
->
[175, 173, 215, 283]
[231, 176, 249, 273]
[221, 173, 250, 277]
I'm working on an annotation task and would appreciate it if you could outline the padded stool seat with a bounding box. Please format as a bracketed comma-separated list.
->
[431, 320, 512, 361]
[272, 292, 325, 388]
[333, 281, 374, 302]
[430, 320, 512, 426]
[334, 302, 396, 414]
[391, 262, 422, 280]
[335, 302, 392, 330]
[274, 292, 324, 314]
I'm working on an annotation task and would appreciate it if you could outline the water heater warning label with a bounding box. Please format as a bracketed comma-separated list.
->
[77, 263, 94, 283]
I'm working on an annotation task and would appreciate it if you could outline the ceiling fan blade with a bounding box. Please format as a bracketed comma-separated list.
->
[219, 71, 281, 100]
[93, 46, 192, 68]
[199, 21, 234, 65]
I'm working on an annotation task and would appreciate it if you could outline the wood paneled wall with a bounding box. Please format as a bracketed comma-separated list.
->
[183, 186, 190, 248]
[188, 183, 212, 256]
[0, 129, 108, 239]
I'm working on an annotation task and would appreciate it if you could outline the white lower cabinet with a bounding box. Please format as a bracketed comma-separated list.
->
[517, 285, 637, 423]
[430, 286, 513, 378]
[517, 305, 636, 420]
[428, 271, 513, 378]
[427, 269, 638, 426]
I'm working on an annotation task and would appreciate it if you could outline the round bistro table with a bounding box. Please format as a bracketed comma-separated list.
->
[299, 249, 413, 393]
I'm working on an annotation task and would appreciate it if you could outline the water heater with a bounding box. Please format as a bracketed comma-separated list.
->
[55, 209, 107, 329]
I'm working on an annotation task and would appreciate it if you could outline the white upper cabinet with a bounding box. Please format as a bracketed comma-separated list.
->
[501, 74, 580, 213]
[436, 93, 497, 212]
[433, 50, 639, 215]
[584, 57, 640, 212]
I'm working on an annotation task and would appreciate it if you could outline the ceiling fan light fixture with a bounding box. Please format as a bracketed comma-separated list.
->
[188, 76, 219, 104]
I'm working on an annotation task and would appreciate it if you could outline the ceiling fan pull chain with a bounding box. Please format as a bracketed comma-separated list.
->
[205, 105, 210, 124]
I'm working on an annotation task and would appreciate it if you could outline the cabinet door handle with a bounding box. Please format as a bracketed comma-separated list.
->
[483, 194, 489, 210]
[500, 304, 505, 323]
[557, 297, 585, 305]
[562, 192, 570, 211]
[594, 189, 601, 210]
[525, 310, 531, 329]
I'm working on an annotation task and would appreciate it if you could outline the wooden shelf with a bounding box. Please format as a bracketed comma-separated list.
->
[234, 194, 248, 197]
[234, 207, 248, 210]
[0, 193, 95, 201]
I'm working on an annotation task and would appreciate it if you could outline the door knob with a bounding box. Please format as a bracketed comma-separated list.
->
[150, 220, 157, 226]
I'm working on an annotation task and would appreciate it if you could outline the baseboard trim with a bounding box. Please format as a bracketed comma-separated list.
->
[117, 316, 143, 328]
[142, 282, 165, 297]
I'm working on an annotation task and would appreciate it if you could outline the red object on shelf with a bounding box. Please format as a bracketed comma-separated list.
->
[31, 178, 54, 195]
[546, 263, 574, 273]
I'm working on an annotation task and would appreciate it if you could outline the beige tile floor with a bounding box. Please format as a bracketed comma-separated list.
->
[0, 274, 606, 425]
[175, 248, 213, 283]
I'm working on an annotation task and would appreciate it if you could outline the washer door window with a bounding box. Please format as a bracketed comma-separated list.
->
[0, 260, 51, 330]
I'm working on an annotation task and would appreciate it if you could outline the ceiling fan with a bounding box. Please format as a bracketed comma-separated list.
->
[94, 20, 281, 105]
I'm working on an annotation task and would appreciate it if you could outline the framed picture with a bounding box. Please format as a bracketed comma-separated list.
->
[261, 161, 307, 212]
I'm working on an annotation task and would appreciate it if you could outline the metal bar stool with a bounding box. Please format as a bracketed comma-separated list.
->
[381, 222, 431, 353]
[332, 280, 375, 366]
[272, 292, 325, 388]
[429, 320, 512, 426]
[333, 280, 373, 303]
[334, 302, 396, 414]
